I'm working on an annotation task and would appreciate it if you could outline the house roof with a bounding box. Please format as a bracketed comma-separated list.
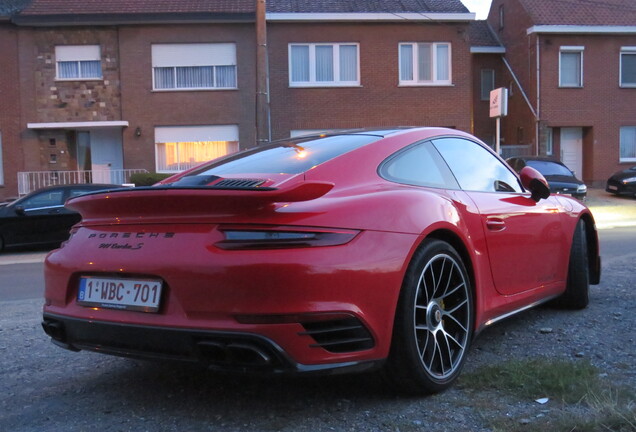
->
[18, 0, 469, 15]
[469, 20, 504, 49]
[519, 0, 636, 26]
[0, 0, 32, 17]
[18, 0, 255, 15]
[267, 0, 469, 14]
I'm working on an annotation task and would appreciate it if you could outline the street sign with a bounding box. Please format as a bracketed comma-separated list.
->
[489, 87, 508, 118]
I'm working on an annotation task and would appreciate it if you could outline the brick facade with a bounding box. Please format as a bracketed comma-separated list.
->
[487, 0, 636, 186]
[268, 22, 473, 138]
[117, 23, 256, 172]
[0, 23, 22, 200]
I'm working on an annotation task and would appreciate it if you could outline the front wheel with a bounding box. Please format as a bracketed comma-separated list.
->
[384, 239, 473, 394]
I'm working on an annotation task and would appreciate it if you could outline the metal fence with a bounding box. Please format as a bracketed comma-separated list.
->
[17, 169, 148, 196]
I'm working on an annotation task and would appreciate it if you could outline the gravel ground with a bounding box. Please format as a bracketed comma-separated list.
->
[1, 249, 634, 432]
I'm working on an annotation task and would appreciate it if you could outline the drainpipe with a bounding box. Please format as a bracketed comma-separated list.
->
[535, 34, 541, 156]
[255, 0, 271, 144]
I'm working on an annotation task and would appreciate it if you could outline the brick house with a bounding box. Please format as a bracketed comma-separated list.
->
[487, 0, 636, 186]
[0, 1, 30, 200]
[0, 0, 478, 200]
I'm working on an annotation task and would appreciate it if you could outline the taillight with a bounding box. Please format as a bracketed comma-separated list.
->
[215, 226, 359, 250]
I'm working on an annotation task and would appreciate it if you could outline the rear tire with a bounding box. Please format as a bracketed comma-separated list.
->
[384, 239, 473, 394]
[553, 219, 589, 309]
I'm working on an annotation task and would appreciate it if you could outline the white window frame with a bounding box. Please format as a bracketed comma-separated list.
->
[545, 127, 553, 156]
[480, 69, 495, 100]
[398, 42, 452, 86]
[55, 45, 102, 81]
[154, 125, 240, 173]
[151, 43, 238, 91]
[620, 47, 636, 88]
[559, 46, 584, 88]
[620, 126, 636, 163]
[288, 43, 360, 88]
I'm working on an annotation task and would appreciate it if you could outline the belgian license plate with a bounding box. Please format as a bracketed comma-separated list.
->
[608, 185, 618, 191]
[77, 276, 162, 313]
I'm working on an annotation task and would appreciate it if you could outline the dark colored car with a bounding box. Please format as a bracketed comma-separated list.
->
[0, 184, 120, 252]
[606, 166, 636, 197]
[506, 157, 587, 199]
[42, 128, 601, 394]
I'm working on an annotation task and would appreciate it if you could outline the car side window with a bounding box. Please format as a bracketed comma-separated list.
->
[380, 141, 460, 189]
[19, 190, 65, 210]
[432, 138, 523, 193]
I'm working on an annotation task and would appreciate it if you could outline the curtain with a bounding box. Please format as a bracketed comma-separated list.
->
[157, 141, 240, 172]
[436, 44, 450, 81]
[216, 66, 237, 88]
[339, 45, 357, 82]
[621, 53, 636, 85]
[291, 45, 310, 82]
[80, 60, 102, 78]
[560, 52, 582, 86]
[418, 44, 432, 81]
[154, 67, 175, 89]
[620, 127, 636, 159]
[400, 45, 413, 81]
[58, 61, 79, 79]
[315, 45, 334, 82]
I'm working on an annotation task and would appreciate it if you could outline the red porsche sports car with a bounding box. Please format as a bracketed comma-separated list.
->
[42, 128, 600, 394]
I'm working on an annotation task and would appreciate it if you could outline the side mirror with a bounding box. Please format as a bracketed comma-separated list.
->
[519, 166, 550, 202]
[14, 205, 27, 216]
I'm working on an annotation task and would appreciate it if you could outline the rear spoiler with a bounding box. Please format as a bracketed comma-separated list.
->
[66, 181, 334, 223]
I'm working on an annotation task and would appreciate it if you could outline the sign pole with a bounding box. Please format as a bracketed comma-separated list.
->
[496, 117, 501, 155]
[490, 87, 508, 156]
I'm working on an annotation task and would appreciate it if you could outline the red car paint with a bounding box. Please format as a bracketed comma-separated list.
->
[42, 127, 600, 391]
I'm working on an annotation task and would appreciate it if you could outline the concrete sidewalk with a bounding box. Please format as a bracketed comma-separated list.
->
[586, 188, 636, 229]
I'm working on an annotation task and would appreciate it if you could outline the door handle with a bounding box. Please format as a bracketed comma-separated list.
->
[486, 218, 506, 231]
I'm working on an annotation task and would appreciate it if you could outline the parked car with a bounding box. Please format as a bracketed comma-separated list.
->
[506, 157, 587, 200]
[0, 184, 120, 252]
[606, 166, 636, 197]
[42, 128, 600, 394]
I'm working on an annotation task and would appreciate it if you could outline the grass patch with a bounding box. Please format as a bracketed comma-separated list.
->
[460, 358, 636, 432]
[460, 358, 599, 403]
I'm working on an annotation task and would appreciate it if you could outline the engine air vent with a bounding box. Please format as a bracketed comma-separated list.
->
[213, 179, 266, 189]
[299, 317, 375, 353]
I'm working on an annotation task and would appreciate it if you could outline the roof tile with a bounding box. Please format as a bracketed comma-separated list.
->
[519, 0, 636, 26]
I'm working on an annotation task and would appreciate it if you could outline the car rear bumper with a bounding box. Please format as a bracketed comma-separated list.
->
[42, 313, 384, 374]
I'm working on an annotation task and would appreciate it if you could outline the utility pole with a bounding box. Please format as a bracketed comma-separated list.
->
[255, 0, 271, 144]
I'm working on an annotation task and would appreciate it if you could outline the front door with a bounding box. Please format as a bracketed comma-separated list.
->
[90, 129, 124, 184]
[560, 127, 583, 178]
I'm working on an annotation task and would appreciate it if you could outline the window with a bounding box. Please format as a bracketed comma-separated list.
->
[155, 125, 240, 172]
[620, 126, 636, 162]
[481, 69, 495, 100]
[620, 47, 636, 87]
[559, 47, 583, 87]
[399, 43, 451, 86]
[152, 43, 237, 91]
[380, 141, 459, 189]
[288, 43, 359, 87]
[432, 137, 523, 193]
[545, 127, 553, 156]
[499, 5, 504, 30]
[55, 45, 102, 80]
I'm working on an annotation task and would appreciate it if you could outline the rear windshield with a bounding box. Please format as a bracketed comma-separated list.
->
[527, 160, 573, 176]
[185, 134, 382, 176]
